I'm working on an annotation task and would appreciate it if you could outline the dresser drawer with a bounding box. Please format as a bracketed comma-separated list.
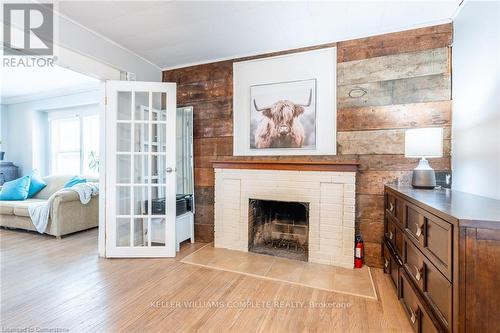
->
[383, 241, 400, 290]
[386, 192, 405, 227]
[405, 203, 453, 279]
[404, 238, 452, 331]
[385, 216, 396, 247]
[386, 215, 404, 258]
[400, 270, 440, 333]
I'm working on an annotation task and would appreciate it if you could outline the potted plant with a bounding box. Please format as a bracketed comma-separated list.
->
[88, 150, 99, 173]
[0, 139, 4, 161]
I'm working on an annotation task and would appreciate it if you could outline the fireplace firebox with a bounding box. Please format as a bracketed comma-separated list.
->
[248, 199, 309, 261]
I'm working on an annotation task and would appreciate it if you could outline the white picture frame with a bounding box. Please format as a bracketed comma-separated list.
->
[233, 47, 336, 156]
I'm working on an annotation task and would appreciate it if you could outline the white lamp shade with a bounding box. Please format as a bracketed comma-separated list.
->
[405, 128, 443, 158]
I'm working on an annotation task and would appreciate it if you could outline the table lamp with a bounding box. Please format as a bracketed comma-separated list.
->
[405, 128, 443, 189]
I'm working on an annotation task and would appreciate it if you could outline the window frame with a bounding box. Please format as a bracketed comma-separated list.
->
[48, 105, 99, 176]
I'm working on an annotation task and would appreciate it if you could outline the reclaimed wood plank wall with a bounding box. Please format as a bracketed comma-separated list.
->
[163, 23, 452, 267]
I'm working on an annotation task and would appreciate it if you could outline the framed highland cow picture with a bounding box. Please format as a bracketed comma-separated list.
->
[250, 79, 317, 150]
[233, 47, 336, 156]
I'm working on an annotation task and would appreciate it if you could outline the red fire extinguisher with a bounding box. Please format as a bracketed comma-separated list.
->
[355, 235, 364, 268]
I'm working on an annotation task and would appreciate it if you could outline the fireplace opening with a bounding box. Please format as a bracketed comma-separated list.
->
[248, 199, 309, 261]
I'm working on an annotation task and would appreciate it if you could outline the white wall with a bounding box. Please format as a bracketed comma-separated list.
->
[452, 1, 500, 200]
[0, 105, 8, 157]
[1, 89, 101, 177]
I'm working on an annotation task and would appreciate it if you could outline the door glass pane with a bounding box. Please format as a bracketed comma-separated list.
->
[152, 123, 166, 153]
[152, 186, 167, 207]
[151, 218, 165, 246]
[151, 155, 166, 185]
[116, 218, 130, 246]
[134, 123, 149, 152]
[117, 155, 131, 183]
[133, 155, 148, 184]
[117, 92, 131, 120]
[133, 186, 148, 215]
[152, 92, 166, 121]
[133, 218, 148, 246]
[117, 123, 131, 152]
[117, 186, 131, 215]
[134, 92, 149, 121]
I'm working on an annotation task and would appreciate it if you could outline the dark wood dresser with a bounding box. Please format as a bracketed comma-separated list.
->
[383, 185, 500, 333]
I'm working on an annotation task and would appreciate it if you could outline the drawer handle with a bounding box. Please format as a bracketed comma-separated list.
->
[413, 265, 423, 281]
[384, 258, 389, 268]
[409, 308, 417, 324]
[386, 231, 393, 240]
[416, 225, 423, 237]
[389, 202, 394, 212]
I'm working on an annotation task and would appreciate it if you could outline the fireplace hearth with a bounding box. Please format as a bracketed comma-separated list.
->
[248, 199, 309, 261]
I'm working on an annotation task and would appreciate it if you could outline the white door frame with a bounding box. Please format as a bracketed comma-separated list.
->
[104, 80, 177, 257]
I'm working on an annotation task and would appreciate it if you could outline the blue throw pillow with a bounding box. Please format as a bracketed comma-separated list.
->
[27, 170, 47, 198]
[64, 176, 87, 188]
[0, 176, 31, 201]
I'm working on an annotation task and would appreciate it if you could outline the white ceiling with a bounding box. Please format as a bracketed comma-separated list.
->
[58, 1, 461, 70]
[0, 65, 100, 104]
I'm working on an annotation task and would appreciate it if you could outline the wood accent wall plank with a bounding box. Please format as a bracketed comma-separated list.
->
[338, 74, 451, 108]
[337, 23, 452, 62]
[195, 203, 215, 224]
[193, 137, 233, 157]
[338, 48, 449, 85]
[337, 101, 451, 131]
[338, 128, 451, 155]
[195, 168, 215, 187]
[357, 194, 385, 220]
[194, 118, 233, 138]
[364, 242, 384, 267]
[190, 100, 232, 121]
[195, 186, 214, 205]
[359, 219, 384, 243]
[357, 155, 451, 171]
[235, 43, 337, 63]
[357, 171, 413, 195]
[163, 61, 232, 85]
[177, 79, 232, 104]
[194, 224, 214, 243]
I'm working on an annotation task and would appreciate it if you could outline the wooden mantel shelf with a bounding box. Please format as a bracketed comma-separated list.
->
[212, 160, 359, 172]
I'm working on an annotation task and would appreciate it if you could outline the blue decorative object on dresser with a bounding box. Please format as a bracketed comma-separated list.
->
[0, 162, 20, 186]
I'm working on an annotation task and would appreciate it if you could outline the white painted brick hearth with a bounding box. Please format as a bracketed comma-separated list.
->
[214, 168, 356, 269]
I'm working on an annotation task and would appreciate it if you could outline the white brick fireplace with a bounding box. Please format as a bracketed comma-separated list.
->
[213, 161, 357, 269]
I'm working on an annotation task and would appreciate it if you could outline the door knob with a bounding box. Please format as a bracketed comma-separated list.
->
[165, 167, 173, 173]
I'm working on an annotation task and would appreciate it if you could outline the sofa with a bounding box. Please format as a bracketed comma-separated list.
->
[0, 175, 98, 238]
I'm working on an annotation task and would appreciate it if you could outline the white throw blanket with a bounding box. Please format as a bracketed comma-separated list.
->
[28, 182, 99, 233]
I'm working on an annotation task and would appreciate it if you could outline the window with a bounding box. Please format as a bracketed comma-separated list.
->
[50, 114, 99, 176]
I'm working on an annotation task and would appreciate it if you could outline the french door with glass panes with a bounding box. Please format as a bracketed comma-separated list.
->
[105, 81, 176, 257]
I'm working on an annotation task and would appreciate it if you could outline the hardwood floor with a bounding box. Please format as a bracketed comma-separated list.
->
[0, 228, 412, 332]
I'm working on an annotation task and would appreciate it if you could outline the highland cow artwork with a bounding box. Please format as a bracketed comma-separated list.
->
[250, 79, 316, 150]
